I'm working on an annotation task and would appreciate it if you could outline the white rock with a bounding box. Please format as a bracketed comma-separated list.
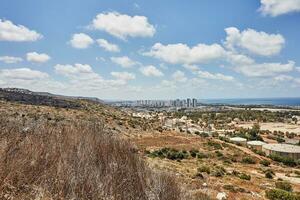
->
[202, 183, 208, 187]
[216, 192, 227, 200]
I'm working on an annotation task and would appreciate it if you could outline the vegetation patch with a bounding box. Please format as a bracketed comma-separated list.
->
[241, 156, 256, 164]
[147, 147, 189, 161]
[275, 181, 293, 192]
[265, 189, 300, 200]
[260, 159, 271, 166]
[269, 154, 297, 167]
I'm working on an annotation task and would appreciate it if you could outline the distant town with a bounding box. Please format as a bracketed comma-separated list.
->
[111, 98, 198, 108]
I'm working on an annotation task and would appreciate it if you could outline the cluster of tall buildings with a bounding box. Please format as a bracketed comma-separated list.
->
[136, 98, 198, 108]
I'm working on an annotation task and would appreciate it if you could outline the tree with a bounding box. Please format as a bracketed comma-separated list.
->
[249, 123, 262, 141]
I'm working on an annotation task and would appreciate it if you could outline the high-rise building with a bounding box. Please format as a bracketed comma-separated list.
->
[187, 98, 191, 107]
[192, 98, 197, 107]
[175, 99, 180, 107]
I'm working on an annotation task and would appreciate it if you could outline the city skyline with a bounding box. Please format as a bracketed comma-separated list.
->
[1, 0, 300, 100]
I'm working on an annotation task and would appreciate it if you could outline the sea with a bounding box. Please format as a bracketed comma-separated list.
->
[199, 98, 300, 107]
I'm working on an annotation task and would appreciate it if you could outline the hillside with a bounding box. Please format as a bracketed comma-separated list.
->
[1, 90, 300, 199]
[0, 98, 183, 200]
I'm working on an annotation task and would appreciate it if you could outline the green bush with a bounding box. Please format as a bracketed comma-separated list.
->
[265, 189, 299, 200]
[276, 137, 285, 143]
[219, 136, 230, 142]
[239, 173, 251, 181]
[215, 150, 223, 157]
[200, 132, 209, 138]
[197, 165, 211, 174]
[275, 181, 293, 192]
[241, 156, 256, 164]
[232, 170, 240, 176]
[269, 154, 297, 167]
[223, 185, 236, 192]
[264, 169, 275, 179]
[207, 141, 223, 150]
[252, 149, 266, 156]
[189, 149, 199, 158]
[212, 166, 226, 177]
[260, 159, 271, 166]
[265, 171, 274, 179]
[148, 148, 189, 161]
[197, 152, 209, 159]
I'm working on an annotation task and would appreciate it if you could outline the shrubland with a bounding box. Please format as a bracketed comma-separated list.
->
[0, 110, 181, 200]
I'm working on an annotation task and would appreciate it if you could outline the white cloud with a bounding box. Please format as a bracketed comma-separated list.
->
[259, 0, 300, 17]
[91, 12, 155, 40]
[273, 75, 294, 82]
[224, 27, 285, 56]
[97, 39, 120, 52]
[235, 61, 295, 77]
[183, 64, 200, 72]
[172, 70, 187, 82]
[140, 65, 164, 77]
[111, 71, 135, 81]
[110, 56, 138, 68]
[0, 56, 23, 64]
[296, 67, 300, 72]
[161, 80, 176, 88]
[144, 43, 225, 64]
[197, 70, 234, 81]
[54, 63, 133, 92]
[0, 68, 48, 80]
[55, 63, 94, 77]
[26, 52, 50, 63]
[0, 19, 42, 42]
[70, 33, 94, 49]
[226, 52, 255, 65]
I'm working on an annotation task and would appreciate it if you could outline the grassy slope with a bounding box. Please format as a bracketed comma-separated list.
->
[0, 101, 182, 200]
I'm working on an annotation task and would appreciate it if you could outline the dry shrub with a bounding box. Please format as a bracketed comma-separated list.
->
[0, 117, 181, 200]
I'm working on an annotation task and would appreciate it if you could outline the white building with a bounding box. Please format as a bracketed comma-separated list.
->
[247, 141, 266, 151]
[262, 143, 300, 160]
[230, 137, 247, 146]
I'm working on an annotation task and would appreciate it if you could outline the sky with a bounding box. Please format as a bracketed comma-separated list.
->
[0, 0, 300, 100]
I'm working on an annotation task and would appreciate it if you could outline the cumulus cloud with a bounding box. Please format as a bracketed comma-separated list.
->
[235, 61, 295, 77]
[226, 52, 255, 65]
[172, 70, 187, 82]
[144, 43, 225, 64]
[91, 12, 155, 40]
[54, 63, 94, 78]
[0, 19, 42, 42]
[0, 68, 48, 80]
[140, 65, 164, 77]
[111, 71, 135, 81]
[224, 27, 285, 56]
[197, 70, 234, 81]
[259, 0, 300, 17]
[70, 33, 94, 49]
[110, 56, 139, 68]
[54, 63, 135, 92]
[97, 39, 120, 52]
[0, 56, 23, 64]
[26, 52, 50, 63]
[0, 68, 64, 94]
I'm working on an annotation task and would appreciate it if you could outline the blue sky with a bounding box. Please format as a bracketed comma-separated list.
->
[0, 0, 300, 100]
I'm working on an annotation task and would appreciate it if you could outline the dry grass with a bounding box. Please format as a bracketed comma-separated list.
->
[0, 116, 181, 200]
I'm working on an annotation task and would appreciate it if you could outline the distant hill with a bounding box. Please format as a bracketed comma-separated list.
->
[0, 88, 103, 108]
